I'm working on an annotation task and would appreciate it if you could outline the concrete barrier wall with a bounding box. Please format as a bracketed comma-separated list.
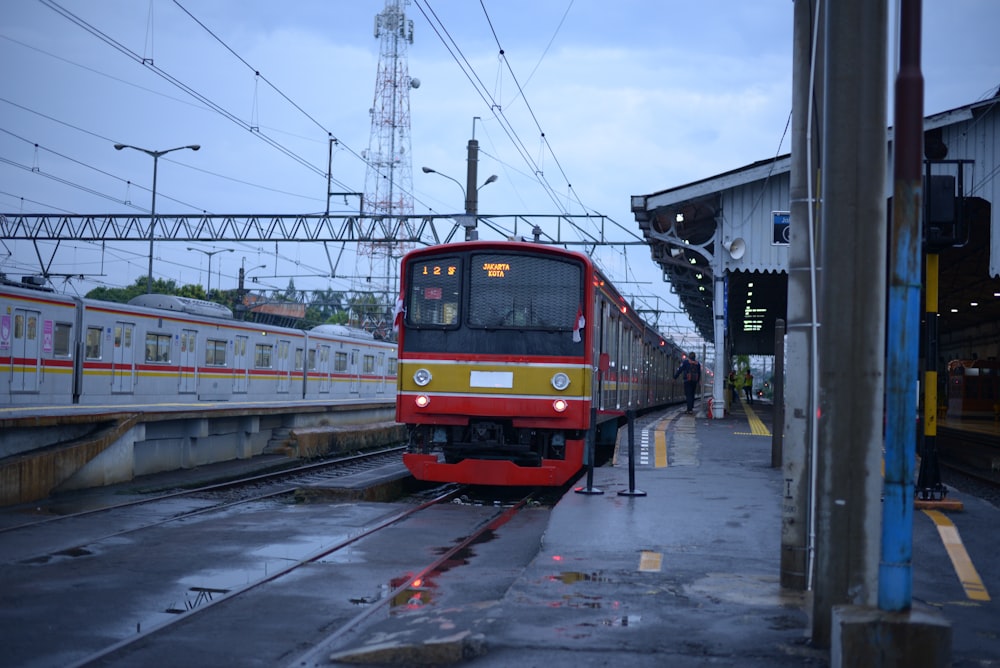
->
[0, 404, 399, 507]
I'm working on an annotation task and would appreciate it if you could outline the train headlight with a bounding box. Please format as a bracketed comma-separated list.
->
[552, 399, 568, 413]
[551, 372, 570, 391]
[413, 368, 432, 386]
[415, 395, 430, 408]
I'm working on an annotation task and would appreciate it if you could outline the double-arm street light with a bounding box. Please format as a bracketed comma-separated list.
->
[114, 143, 200, 293]
[186, 247, 233, 298]
[421, 166, 498, 240]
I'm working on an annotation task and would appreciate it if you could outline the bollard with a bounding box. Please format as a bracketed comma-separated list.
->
[619, 409, 647, 497]
[575, 407, 604, 495]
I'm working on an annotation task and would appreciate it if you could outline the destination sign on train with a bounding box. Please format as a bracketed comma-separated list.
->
[481, 261, 510, 278]
[418, 263, 457, 277]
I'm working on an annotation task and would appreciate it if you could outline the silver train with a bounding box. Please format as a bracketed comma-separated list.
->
[1, 281, 397, 408]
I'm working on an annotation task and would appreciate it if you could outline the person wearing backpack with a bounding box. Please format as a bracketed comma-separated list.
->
[673, 352, 701, 414]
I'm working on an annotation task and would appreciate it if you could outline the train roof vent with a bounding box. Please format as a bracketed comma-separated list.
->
[309, 323, 375, 339]
[1, 274, 54, 292]
[128, 294, 234, 319]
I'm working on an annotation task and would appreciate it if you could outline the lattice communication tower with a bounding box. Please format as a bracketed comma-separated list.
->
[361, 0, 418, 264]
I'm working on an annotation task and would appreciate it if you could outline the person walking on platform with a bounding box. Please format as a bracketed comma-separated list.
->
[743, 369, 754, 404]
[674, 352, 701, 414]
[728, 371, 738, 403]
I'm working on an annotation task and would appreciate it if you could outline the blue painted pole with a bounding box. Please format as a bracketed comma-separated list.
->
[880, 0, 922, 612]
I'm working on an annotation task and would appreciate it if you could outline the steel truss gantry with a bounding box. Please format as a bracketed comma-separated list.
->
[0, 212, 637, 247]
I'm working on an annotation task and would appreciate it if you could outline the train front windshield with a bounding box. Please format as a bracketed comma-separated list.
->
[403, 251, 585, 357]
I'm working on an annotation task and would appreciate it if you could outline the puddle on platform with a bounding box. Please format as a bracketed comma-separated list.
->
[686, 572, 806, 607]
[19, 545, 95, 565]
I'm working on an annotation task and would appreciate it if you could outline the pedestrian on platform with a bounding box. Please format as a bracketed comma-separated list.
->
[674, 352, 701, 414]
[743, 369, 754, 404]
[728, 371, 738, 403]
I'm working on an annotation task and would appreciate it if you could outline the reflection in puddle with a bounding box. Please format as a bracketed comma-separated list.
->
[165, 587, 229, 614]
[251, 532, 354, 562]
[549, 571, 613, 584]
[389, 574, 436, 609]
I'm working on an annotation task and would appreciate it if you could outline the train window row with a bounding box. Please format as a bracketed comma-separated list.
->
[592, 284, 682, 412]
[11, 317, 76, 358]
[60, 321, 394, 377]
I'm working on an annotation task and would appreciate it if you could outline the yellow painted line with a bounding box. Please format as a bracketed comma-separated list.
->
[638, 550, 662, 572]
[654, 428, 667, 468]
[741, 399, 771, 436]
[922, 509, 990, 602]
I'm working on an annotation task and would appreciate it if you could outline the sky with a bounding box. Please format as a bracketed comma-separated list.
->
[2, 0, 999, 347]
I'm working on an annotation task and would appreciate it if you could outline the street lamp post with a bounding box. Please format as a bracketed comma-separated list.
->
[114, 143, 200, 293]
[237, 258, 267, 319]
[240, 257, 267, 288]
[421, 166, 498, 241]
[187, 247, 234, 298]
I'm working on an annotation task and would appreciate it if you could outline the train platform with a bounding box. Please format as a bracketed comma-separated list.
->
[9, 398, 996, 666]
[313, 397, 1000, 667]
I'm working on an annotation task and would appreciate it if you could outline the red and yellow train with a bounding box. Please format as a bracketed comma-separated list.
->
[396, 240, 687, 486]
[947, 359, 1000, 418]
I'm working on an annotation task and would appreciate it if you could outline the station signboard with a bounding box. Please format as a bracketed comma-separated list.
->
[772, 211, 790, 245]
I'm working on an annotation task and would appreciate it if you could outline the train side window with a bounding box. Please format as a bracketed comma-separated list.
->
[255, 344, 273, 368]
[145, 333, 172, 363]
[294, 348, 304, 371]
[85, 327, 102, 359]
[334, 351, 348, 372]
[53, 322, 72, 357]
[388, 357, 397, 375]
[205, 339, 227, 366]
[307, 348, 317, 370]
[363, 354, 375, 374]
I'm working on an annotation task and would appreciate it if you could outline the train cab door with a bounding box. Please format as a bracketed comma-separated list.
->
[10, 307, 41, 393]
[179, 329, 197, 394]
[232, 335, 249, 394]
[111, 321, 136, 394]
[317, 344, 332, 394]
[276, 339, 291, 394]
[349, 348, 360, 394]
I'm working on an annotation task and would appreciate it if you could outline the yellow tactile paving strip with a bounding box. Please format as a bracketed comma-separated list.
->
[733, 397, 771, 436]
[923, 509, 990, 602]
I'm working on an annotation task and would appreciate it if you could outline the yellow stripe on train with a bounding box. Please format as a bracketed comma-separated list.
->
[398, 360, 591, 396]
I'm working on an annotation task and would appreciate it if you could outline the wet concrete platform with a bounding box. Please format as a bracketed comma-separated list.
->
[305, 399, 1000, 667]
[308, 400, 824, 666]
[7, 400, 997, 666]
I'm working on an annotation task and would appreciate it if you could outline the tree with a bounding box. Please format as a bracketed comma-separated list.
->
[306, 287, 347, 324]
[86, 277, 209, 303]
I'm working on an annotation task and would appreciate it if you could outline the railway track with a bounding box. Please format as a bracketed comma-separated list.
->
[0, 446, 408, 535]
[0, 447, 413, 567]
[63, 487, 489, 668]
[0, 474, 544, 668]
[933, 425, 1000, 506]
[0, 442, 556, 668]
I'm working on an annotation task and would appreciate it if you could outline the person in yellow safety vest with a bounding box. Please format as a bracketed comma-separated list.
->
[743, 369, 754, 404]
